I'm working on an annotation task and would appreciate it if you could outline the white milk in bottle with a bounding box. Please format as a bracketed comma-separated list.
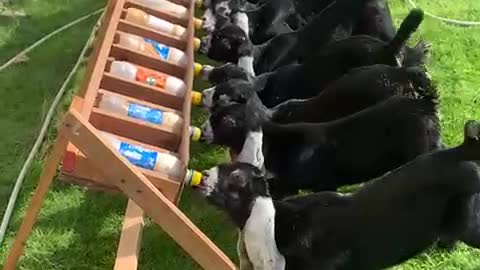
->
[118, 32, 189, 66]
[136, 0, 188, 19]
[110, 60, 186, 96]
[96, 92, 202, 141]
[100, 132, 203, 183]
[125, 8, 201, 49]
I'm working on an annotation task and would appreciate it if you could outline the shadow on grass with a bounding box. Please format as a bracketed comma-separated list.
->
[140, 189, 238, 270]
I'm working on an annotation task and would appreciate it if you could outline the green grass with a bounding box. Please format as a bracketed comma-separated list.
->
[0, 0, 480, 269]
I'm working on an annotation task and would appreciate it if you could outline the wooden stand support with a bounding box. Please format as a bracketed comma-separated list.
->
[2, 0, 237, 269]
[114, 200, 144, 270]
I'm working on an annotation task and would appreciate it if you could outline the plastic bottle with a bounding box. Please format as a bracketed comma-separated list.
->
[119, 33, 189, 67]
[100, 132, 201, 183]
[184, 168, 203, 186]
[96, 92, 202, 141]
[126, 8, 188, 38]
[125, 8, 202, 49]
[110, 60, 186, 96]
[135, 0, 189, 19]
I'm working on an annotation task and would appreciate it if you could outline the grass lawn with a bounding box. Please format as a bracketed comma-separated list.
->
[0, 0, 480, 269]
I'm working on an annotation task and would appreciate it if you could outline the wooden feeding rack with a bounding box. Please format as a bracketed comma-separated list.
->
[2, 0, 237, 269]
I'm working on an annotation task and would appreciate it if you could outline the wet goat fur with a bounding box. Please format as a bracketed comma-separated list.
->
[199, 119, 480, 269]
[203, 0, 375, 73]
[209, 93, 440, 200]
[203, 9, 428, 108]
[206, 64, 435, 127]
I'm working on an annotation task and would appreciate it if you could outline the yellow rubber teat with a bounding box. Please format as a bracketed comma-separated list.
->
[191, 91, 202, 106]
[194, 18, 203, 30]
[185, 169, 203, 186]
[190, 126, 202, 141]
[195, 0, 203, 7]
[194, 62, 203, 76]
[191, 170, 203, 186]
[193, 38, 201, 51]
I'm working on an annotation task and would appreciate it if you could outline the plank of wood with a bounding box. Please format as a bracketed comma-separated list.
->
[62, 109, 237, 270]
[90, 107, 181, 151]
[174, 0, 196, 203]
[3, 135, 69, 270]
[113, 199, 145, 270]
[61, 151, 182, 201]
[110, 42, 185, 79]
[77, 0, 119, 98]
[118, 18, 186, 50]
[80, 0, 126, 118]
[124, 1, 189, 27]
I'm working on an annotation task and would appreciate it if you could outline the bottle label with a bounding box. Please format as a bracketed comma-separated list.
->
[118, 142, 158, 170]
[127, 103, 164, 124]
[144, 38, 170, 60]
[135, 66, 167, 88]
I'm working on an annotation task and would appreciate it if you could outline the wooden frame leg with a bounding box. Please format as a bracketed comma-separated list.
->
[62, 109, 237, 270]
[114, 199, 144, 270]
[3, 134, 68, 270]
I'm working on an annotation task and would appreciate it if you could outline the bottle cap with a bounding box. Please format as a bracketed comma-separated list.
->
[185, 169, 203, 186]
[193, 38, 201, 51]
[194, 18, 203, 30]
[190, 126, 202, 141]
[194, 62, 203, 76]
[191, 91, 202, 106]
[195, 0, 203, 7]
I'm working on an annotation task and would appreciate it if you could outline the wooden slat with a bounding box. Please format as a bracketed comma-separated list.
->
[77, 0, 120, 98]
[118, 18, 186, 50]
[62, 109, 237, 270]
[124, 1, 189, 27]
[61, 152, 181, 202]
[82, 0, 127, 119]
[175, 0, 196, 202]
[90, 107, 181, 151]
[113, 200, 145, 270]
[110, 42, 185, 79]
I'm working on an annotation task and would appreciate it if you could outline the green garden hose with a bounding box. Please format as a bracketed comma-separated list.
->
[0, 7, 105, 246]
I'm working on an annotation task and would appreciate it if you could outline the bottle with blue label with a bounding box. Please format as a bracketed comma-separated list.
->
[100, 132, 202, 185]
[96, 92, 202, 140]
[119, 33, 190, 67]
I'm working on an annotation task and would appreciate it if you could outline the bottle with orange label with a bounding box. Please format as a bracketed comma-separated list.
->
[110, 60, 186, 96]
[100, 131, 202, 185]
[110, 60, 203, 105]
[125, 7, 201, 48]
[119, 33, 196, 67]
[96, 92, 202, 141]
